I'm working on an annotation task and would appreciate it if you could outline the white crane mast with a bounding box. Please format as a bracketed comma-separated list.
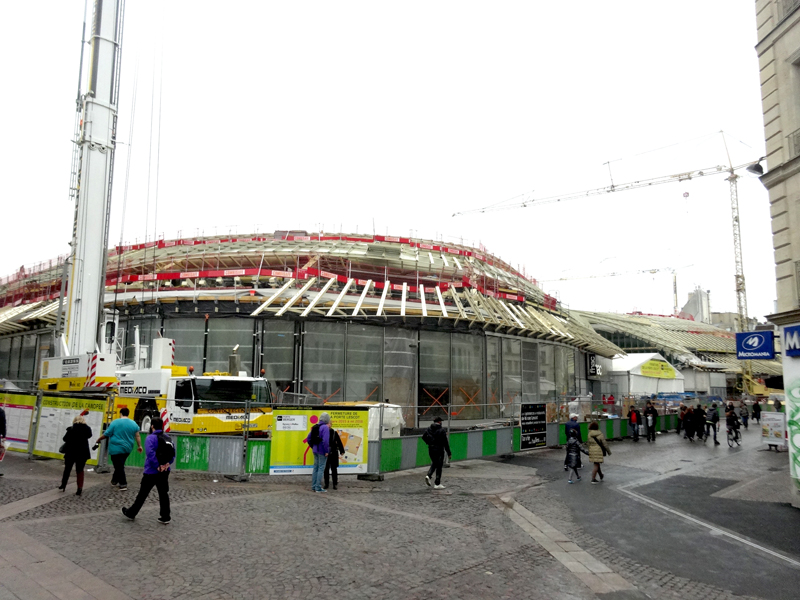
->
[64, 0, 124, 356]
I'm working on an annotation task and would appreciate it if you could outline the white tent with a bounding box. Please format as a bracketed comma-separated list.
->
[610, 353, 684, 395]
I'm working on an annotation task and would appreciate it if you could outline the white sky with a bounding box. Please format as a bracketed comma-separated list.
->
[0, 1, 775, 320]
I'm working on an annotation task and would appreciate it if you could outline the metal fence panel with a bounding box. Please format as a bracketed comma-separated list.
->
[497, 427, 513, 454]
[208, 436, 243, 474]
[400, 437, 418, 470]
[546, 422, 559, 447]
[367, 440, 381, 473]
[466, 431, 483, 459]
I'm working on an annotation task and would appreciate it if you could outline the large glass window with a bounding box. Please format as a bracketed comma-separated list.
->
[486, 336, 502, 418]
[555, 345, 571, 403]
[165, 319, 205, 371]
[0, 337, 11, 379]
[521, 340, 538, 403]
[539, 344, 556, 401]
[206, 318, 254, 376]
[303, 322, 345, 402]
[451, 334, 483, 420]
[419, 331, 450, 420]
[384, 328, 416, 426]
[18, 334, 37, 388]
[262, 321, 295, 398]
[502, 338, 521, 417]
[8, 336, 21, 383]
[346, 325, 383, 402]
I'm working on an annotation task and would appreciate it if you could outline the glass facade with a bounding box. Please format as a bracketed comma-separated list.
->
[345, 324, 383, 403]
[383, 328, 416, 426]
[419, 331, 450, 420]
[451, 333, 483, 420]
[302, 322, 345, 402]
[19, 315, 587, 426]
[262, 321, 295, 399]
[0, 337, 10, 381]
[207, 318, 254, 375]
[164, 319, 205, 370]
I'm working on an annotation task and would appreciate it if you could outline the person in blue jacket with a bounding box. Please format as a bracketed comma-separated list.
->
[122, 417, 174, 524]
[95, 407, 142, 491]
[311, 412, 331, 493]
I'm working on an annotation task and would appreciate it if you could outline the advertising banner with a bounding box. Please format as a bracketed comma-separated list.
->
[761, 412, 787, 449]
[783, 324, 800, 508]
[520, 403, 547, 449]
[640, 360, 676, 379]
[34, 396, 105, 465]
[0, 392, 37, 453]
[269, 407, 369, 475]
[736, 331, 776, 360]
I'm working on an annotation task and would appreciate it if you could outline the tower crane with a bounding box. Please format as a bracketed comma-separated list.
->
[454, 153, 767, 394]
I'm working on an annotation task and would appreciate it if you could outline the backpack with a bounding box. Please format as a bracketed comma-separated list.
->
[422, 428, 434, 446]
[155, 433, 175, 465]
[307, 423, 321, 447]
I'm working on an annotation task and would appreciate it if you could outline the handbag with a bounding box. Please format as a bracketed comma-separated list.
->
[58, 442, 67, 454]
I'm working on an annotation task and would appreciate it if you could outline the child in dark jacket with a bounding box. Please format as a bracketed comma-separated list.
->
[565, 430, 588, 483]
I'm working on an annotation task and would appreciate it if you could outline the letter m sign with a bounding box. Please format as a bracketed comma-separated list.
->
[786, 325, 800, 357]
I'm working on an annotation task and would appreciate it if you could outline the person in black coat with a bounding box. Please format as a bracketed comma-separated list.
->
[644, 401, 659, 442]
[59, 413, 93, 496]
[423, 417, 452, 489]
[323, 427, 346, 490]
[693, 405, 706, 440]
[565, 429, 588, 483]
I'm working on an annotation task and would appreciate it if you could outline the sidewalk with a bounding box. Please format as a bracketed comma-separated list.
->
[0, 437, 784, 600]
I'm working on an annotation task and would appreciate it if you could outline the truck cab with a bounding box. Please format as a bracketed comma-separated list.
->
[166, 375, 274, 435]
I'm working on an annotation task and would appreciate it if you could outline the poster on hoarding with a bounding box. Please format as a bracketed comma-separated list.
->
[520, 403, 547, 449]
[33, 396, 105, 465]
[270, 407, 369, 475]
[761, 412, 787, 449]
[0, 393, 36, 453]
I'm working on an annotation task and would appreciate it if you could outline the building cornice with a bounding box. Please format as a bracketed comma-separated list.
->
[759, 152, 800, 189]
[767, 308, 800, 326]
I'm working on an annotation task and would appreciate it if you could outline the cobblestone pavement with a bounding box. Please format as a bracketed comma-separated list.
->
[0, 430, 793, 600]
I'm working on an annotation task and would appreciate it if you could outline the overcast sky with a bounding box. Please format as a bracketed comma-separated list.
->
[0, 1, 774, 320]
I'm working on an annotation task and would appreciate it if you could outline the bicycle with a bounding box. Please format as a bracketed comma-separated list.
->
[727, 426, 741, 447]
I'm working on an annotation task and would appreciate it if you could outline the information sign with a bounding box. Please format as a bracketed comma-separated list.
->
[520, 403, 547, 449]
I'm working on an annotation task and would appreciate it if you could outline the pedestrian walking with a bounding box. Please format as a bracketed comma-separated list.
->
[94, 407, 142, 491]
[309, 412, 331, 493]
[0, 405, 6, 477]
[587, 422, 611, 484]
[752, 399, 761, 424]
[565, 429, 588, 484]
[627, 405, 642, 442]
[684, 406, 695, 441]
[122, 417, 175, 524]
[564, 414, 582, 470]
[676, 403, 686, 436]
[740, 403, 749, 430]
[644, 401, 658, 443]
[774, 398, 783, 413]
[705, 403, 720, 445]
[59, 413, 93, 496]
[423, 416, 452, 490]
[694, 404, 706, 440]
[324, 426, 345, 490]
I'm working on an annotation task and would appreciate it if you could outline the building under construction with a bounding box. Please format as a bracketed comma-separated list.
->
[0, 231, 622, 425]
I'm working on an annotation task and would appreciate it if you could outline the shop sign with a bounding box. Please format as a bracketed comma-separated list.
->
[736, 331, 775, 359]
